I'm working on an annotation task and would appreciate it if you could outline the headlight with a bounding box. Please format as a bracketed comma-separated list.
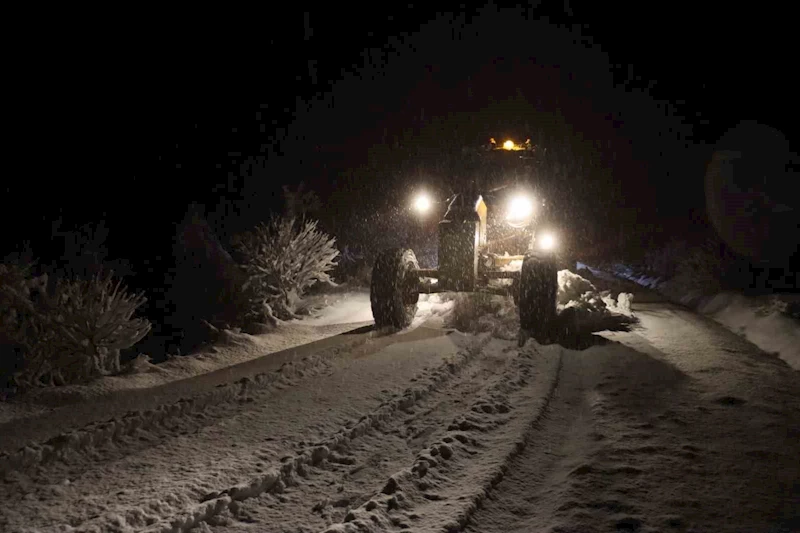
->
[506, 194, 535, 227]
[413, 192, 432, 213]
[538, 232, 557, 251]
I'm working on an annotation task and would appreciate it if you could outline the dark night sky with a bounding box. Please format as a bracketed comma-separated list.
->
[4, 5, 793, 268]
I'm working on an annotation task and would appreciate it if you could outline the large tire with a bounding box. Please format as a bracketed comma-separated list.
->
[518, 251, 558, 342]
[370, 248, 420, 328]
[510, 277, 520, 306]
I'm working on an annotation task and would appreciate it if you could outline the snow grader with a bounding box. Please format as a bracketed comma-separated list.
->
[369, 138, 560, 342]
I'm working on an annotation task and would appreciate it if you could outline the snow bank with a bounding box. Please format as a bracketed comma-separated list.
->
[558, 269, 632, 314]
[445, 268, 637, 347]
[0, 350, 338, 476]
[595, 262, 800, 370]
[0, 292, 375, 424]
[498, 260, 635, 317]
[16, 322, 366, 404]
[557, 269, 635, 322]
[696, 292, 800, 369]
[558, 268, 599, 306]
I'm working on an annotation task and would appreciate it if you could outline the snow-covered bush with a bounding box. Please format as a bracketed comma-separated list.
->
[0, 263, 40, 347]
[232, 217, 340, 322]
[645, 234, 740, 301]
[644, 239, 688, 280]
[0, 266, 151, 388]
[638, 231, 745, 297]
[674, 236, 738, 293]
[1, 263, 49, 383]
[171, 203, 250, 349]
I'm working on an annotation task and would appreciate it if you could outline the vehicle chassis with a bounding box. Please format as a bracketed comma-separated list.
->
[370, 194, 558, 337]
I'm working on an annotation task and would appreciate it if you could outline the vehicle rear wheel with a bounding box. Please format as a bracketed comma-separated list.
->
[518, 251, 558, 343]
[370, 248, 420, 328]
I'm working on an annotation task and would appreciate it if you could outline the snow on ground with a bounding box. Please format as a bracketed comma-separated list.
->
[695, 292, 800, 369]
[1, 273, 798, 533]
[0, 330, 499, 533]
[0, 402, 51, 428]
[0, 291, 375, 425]
[297, 291, 374, 326]
[409, 293, 456, 330]
[0, 269, 640, 432]
[467, 309, 800, 533]
[586, 261, 800, 370]
[558, 268, 633, 316]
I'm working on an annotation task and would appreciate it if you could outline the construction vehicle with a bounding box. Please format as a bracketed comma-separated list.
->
[370, 139, 559, 341]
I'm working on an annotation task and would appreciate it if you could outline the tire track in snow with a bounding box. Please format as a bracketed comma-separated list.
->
[468, 330, 800, 533]
[461, 350, 597, 533]
[1, 333, 486, 533]
[128, 334, 493, 533]
[0, 352, 333, 477]
[315, 342, 564, 533]
[199, 338, 522, 532]
[0, 328, 428, 477]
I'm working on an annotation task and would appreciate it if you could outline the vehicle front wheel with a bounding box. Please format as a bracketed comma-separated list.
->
[518, 251, 558, 343]
[370, 248, 420, 329]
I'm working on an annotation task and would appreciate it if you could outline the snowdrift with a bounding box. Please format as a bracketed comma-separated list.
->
[498, 257, 634, 318]
[587, 262, 800, 371]
[451, 267, 638, 346]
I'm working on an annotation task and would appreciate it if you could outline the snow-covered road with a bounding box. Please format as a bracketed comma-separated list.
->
[1, 292, 798, 532]
[468, 303, 800, 532]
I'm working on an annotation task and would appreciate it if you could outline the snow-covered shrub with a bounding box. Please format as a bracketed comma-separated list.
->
[171, 203, 250, 349]
[0, 263, 39, 349]
[668, 234, 738, 296]
[0, 267, 151, 388]
[639, 232, 745, 298]
[231, 217, 340, 322]
[1, 263, 48, 389]
[644, 239, 688, 279]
